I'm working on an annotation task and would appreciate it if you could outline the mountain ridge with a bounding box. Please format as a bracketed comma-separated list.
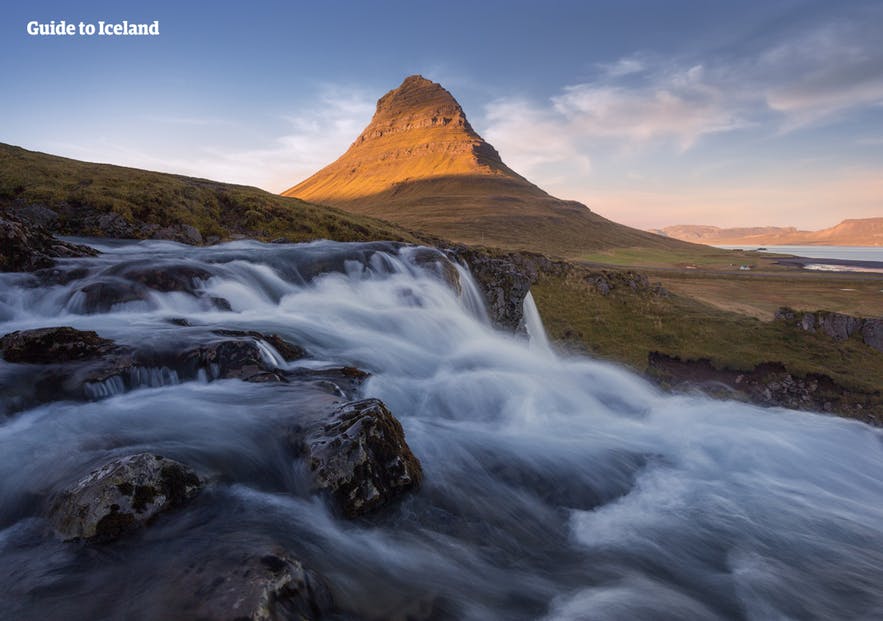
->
[657, 218, 883, 246]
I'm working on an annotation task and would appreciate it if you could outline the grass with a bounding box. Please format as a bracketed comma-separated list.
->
[579, 246, 793, 272]
[0, 143, 419, 245]
[531, 271, 883, 395]
[657, 271, 883, 320]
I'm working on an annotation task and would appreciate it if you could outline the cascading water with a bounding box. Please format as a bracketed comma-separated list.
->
[1, 238, 882, 620]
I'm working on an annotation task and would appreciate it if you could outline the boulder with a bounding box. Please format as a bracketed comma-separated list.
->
[177, 550, 334, 621]
[49, 453, 202, 541]
[0, 326, 116, 364]
[304, 398, 422, 517]
[109, 263, 213, 293]
[74, 280, 151, 313]
[0, 207, 97, 272]
[212, 329, 306, 361]
[178, 339, 286, 382]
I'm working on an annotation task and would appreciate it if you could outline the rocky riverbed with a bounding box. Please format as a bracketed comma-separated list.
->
[2, 237, 883, 620]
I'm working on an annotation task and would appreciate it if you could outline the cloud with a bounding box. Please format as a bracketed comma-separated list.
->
[480, 12, 883, 191]
[48, 85, 376, 192]
[756, 18, 883, 129]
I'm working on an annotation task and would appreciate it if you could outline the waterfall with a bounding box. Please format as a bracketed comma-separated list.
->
[1, 238, 882, 620]
[522, 290, 552, 353]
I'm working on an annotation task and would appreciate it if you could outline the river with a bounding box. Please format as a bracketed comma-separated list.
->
[1, 239, 882, 619]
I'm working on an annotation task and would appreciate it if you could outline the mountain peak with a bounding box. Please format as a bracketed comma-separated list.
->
[284, 75, 518, 205]
[357, 74, 477, 146]
[282, 75, 682, 256]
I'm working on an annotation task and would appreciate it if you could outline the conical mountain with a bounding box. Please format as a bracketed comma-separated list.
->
[283, 75, 693, 257]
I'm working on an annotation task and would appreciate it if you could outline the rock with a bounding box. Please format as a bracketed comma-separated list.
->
[0, 326, 116, 363]
[304, 398, 422, 517]
[286, 366, 370, 399]
[862, 319, 883, 353]
[179, 338, 286, 382]
[818, 312, 863, 341]
[0, 207, 96, 272]
[454, 250, 532, 330]
[588, 274, 611, 296]
[49, 453, 201, 541]
[109, 263, 213, 293]
[774, 307, 796, 322]
[95, 211, 137, 238]
[74, 280, 151, 312]
[174, 549, 334, 621]
[151, 224, 203, 245]
[212, 329, 306, 361]
[801, 313, 816, 332]
[411, 247, 461, 294]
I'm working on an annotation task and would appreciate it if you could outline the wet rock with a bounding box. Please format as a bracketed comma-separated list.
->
[448, 246, 571, 330]
[0, 207, 97, 272]
[49, 453, 201, 542]
[411, 247, 461, 294]
[212, 329, 306, 361]
[108, 263, 213, 293]
[0, 326, 116, 364]
[179, 338, 286, 382]
[175, 549, 333, 621]
[74, 280, 151, 312]
[456, 252, 532, 330]
[304, 398, 422, 517]
[286, 366, 370, 399]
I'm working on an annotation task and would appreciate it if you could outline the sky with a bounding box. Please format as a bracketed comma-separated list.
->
[2, 0, 882, 230]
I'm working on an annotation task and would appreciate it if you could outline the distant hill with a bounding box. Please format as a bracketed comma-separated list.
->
[657, 219, 883, 246]
[0, 143, 416, 245]
[284, 75, 697, 258]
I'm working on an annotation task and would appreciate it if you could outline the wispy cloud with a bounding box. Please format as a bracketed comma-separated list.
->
[51, 85, 376, 192]
[481, 12, 883, 199]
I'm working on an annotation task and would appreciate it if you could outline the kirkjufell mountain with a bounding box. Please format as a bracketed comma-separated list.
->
[284, 75, 692, 257]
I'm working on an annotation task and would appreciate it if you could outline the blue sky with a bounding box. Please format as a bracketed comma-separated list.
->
[2, 0, 882, 229]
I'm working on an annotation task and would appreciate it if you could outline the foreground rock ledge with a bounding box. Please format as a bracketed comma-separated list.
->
[305, 398, 423, 517]
[0, 326, 116, 364]
[49, 453, 202, 542]
[179, 550, 334, 621]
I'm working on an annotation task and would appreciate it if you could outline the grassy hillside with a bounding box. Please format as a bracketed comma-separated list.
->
[532, 269, 883, 421]
[0, 143, 418, 245]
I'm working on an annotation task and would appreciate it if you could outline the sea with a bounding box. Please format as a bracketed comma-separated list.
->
[717, 245, 883, 273]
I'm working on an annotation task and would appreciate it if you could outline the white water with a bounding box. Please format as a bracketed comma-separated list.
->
[1, 239, 883, 620]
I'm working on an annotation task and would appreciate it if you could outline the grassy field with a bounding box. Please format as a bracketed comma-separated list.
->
[0, 143, 419, 245]
[580, 245, 794, 272]
[531, 270, 883, 395]
[657, 271, 883, 320]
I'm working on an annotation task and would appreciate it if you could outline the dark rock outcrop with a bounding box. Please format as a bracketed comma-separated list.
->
[212, 329, 306, 361]
[0, 326, 116, 363]
[584, 270, 669, 298]
[303, 398, 422, 517]
[0, 207, 97, 272]
[49, 453, 202, 542]
[450, 247, 568, 330]
[176, 549, 334, 621]
[775, 307, 883, 353]
[0, 327, 317, 414]
[648, 352, 881, 425]
[178, 339, 287, 383]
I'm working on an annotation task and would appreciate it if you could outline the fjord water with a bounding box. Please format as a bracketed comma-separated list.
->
[1, 240, 882, 620]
